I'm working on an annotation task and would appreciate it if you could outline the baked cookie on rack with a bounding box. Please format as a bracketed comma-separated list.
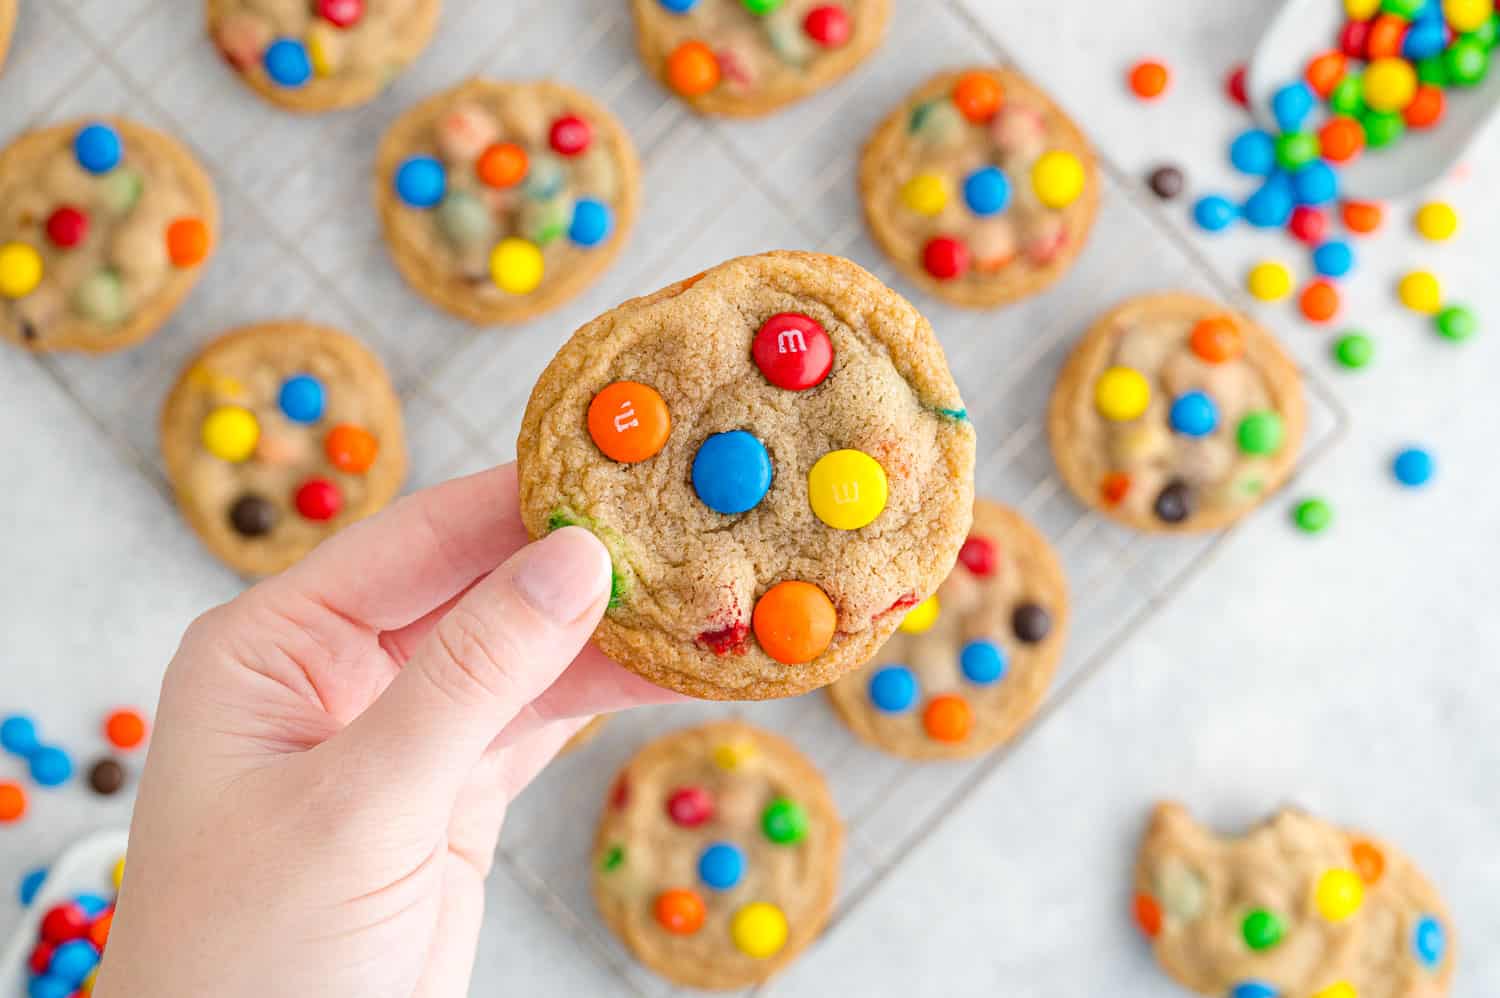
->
[631, 0, 889, 117]
[1134, 802, 1456, 998]
[593, 721, 842, 990]
[0, 119, 217, 353]
[1048, 293, 1305, 533]
[860, 67, 1099, 308]
[827, 497, 1067, 760]
[376, 78, 641, 324]
[161, 321, 406, 577]
[517, 251, 976, 700]
[207, 0, 442, 113]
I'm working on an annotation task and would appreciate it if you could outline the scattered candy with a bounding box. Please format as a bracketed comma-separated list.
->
[394, 156, 446, 208]
[1243, 173, 1295, 227]
[1128, 59, 1170, 99]
[1147, 164, 1185, 199]
[0, 242, 44, 299]
[1294, 497, 1334, 533]
[294, 478, 342, 521]
[1363, 56, 1417, 111]
[29, 746, 73, 787]
[587, 381, 670, 463]
[1341, 199, 1383, 233]
[103, 709, 147, 750]
[1318, 115, 1365, 162]
[1272, 81, 1316, 130]
[1230, 129, 1276, 176]
[20, 867, 47, 905]
[1291, 160, 1339, 205]
[1193, 195, 1238, 232]
[0, 781, 25, 822]
[869, 665, 917, 712]
[753, 313, 833, 391]
[959, 639, 1005, 685]
[1435, 303, 1477, 341]
[1226, 64, 1249, 106]
[1031, 150, 1085, 208]
[1333, 331, 1375, 368]
[1398, 269, 1442, 313]
[692, 431, 773, 515]
[1306, 50, 1349, 96]
[1393, 446, 1435, 487]
[666, 40, 720, 96]
[2, 714, 40, 756]
[1247, 260, 1294, 301]
[923, 694, 971, 742]
[1300, 279, 1341, 322]
[1414, 201, 1458, 240]
[1312, 239, 1354, 278]
[1289, 205, 1329, 244]
[807, 449, 887, 530]
[752, 581, 836, 664]
[74, 124, 121, 175]
[264, 38, 313, 88]
[731, 902, 788, 958]
[87, 758, 125, 796]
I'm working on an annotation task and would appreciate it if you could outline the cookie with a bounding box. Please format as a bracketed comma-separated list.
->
[827, 497, 1067, 760]
[0, 0, 14, 74]
[860, 67, 1099, 308]
[161, 321, 406, 577]
[0, 119, 218, 353]
[517, 251, 976, 700]
[1134, 802, 1456, 998]
[1047, 293, 1306, 533]
[207, 0, 441, 113]
[593, 721, 842, 990]
[631, 0, 888, 117]
[375, 78, 641, 324]
[562, 715, 608, 754]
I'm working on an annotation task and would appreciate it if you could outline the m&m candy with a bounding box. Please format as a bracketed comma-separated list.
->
[74, 124, 121, 174]
[1318, 115, 1365, 162]
[318, 0, 364, 27]
[264, 38, 313, 88]
[0, 243, 43, 299]
[1093, 367, 1149, 421]
[587, 381, 670, 463]
[569, 199, 613, 247]
[1364, 57, 1417, 111]
[1230, 982, 1279, 998]
[697, 842, 745, 890]
[807, 449, 887, 529]
[1342, 200, 1383, 233]
[922, 236, 969, 280]
[1168, 391, 1218, 437]
[166, 218, 211, 267]
[1190, 317, 1243, 363]
[655, 889, 706, 934]
[953, 71, 1003, 123]
[1291, 160, 1338, 205]
[898, 595, 939, 634]
[30, 746, 73, 787]
[1127, 60, 1170, 99]
[477, 142, 528, 188]
[2, 715, 40, 756]
[1435, 304, 1477, 341]
[202, 406, 260, 462]
[731, 902, 788, 958]
[923, 694, 971, 742]
[230, 495, 277, 537]
[46, 207, 89, 249]
[963, 166, 1010, 216]
[103, 709, 148, 750]
[901, 172, 949, 216]
[1414, 915, 1446, 966]
[959, 640, 1005, 685]
[752, 313, 833, 391]
[804, 5, 851, 47]
[957, 535, 997, 575]
[1271, 81, 1315, 130]
[1294, 497, 1334, 534]
[1289, 206, 1327, 245]
[0, 781, 25, 822]
[1237, 411, 1285, 456]
[490, 237, 544, 294]
[1193, 195, 1238, 232]
[1031, 150, 1085, 208]
[1315, 868, 1364, 921]
[295, 478, 342, 521]
[667, 786, 714, 826]
[752, 581, 836, 664]
[692, 431, 773, 515]
[1414, 201, 1458, 241]
[1229, 129, 1276, 176]
[1247, 260, 1293, 302]
[1312, 240, 1354, 278]
[549, 115, 592, 156]
[761, 797, 807, 844]
[868, 665, 916, 712]
[325, 424, 378, 473]
[666, 40, 720, 96]
[1300, 279, 1341, 323]
[1243, 173, 1295, 228]
[278, 374, 326, 424]
[1241, 908, 1285, 950]
[659, 0, 698, 10]
[1333, 331, 1375, 369]
[394, 156, 446, 208]
[1398, 270, 1442, 313]
[1392, 447, 1434, 486]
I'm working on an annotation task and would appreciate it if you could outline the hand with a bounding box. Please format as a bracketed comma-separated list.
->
[94, 463, 679, 998]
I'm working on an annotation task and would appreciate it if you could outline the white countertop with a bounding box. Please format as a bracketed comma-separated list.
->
[2, 0, 1497, 994]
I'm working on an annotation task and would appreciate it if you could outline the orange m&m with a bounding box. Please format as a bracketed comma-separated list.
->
[953, 71, 1003, 123]
[1128, 60, 1170, 100]
[752, 581, 836, 665]
[477, 142, 528, 188]
[1304, 50, 1347, 97]
[1133, 892, 1163, 937]
[166, 218, 210, 268]
[0, 781, 25, 822]
[104, 708, 148, 750]
[1341, 200, 1383, 235]
[1404, 85, 1444, 129]
[1351, 840, 1385, 884]
[587, 381, 670, 464]
[666, 41, 720, 97]
[1300, 279, 1340, 323]
[1318, 116, 1364, 164]
[1189, 316, 1243, 364]
[325, 424, 379, 474]
[923, 694, 971, 742]
[654, 889, 706, 934]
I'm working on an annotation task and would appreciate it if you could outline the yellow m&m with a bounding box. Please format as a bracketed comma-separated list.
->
[307, 23, 340, 77]
[1314, 868, 1364, 922]
[901, 172, 950, 216]
[1031, 151, 1085, 209]
[807, 449, 887, 530]
[1415, 202, 1458, 242]
[491, 237, 544, 295]
[712, 739, 757, 770]
[1094, 366, 1150, 422]
[731, 902, 788, 958]
[1398, 270, 1442, 314]
[1247, 260, 1293, 302]
[1362, 58, 1416, 114]
[1311, 983, 1357, 998]
[1445, 0, 1492, 32]
[899, 594, 940, 634]
[0, 242, 43, 299]
[202, 406, 260, 462]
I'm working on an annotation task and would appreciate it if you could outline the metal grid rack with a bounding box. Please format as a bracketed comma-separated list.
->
[7, 1, 1344, 994]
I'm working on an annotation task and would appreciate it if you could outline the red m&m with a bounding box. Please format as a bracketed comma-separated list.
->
[317, 0, 364, 27]
[667, 786, 714, 827]
[46, 207, 89, 249]
[803, 5, 851, 47]
[294, 478, 342, 521]
[753, 313, 833, 391]
[549, 115, 592, 157]
[923, 236, 969, 281]
[957, 535, 997, 576]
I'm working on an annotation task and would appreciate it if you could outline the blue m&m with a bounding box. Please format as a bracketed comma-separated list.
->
[1291, 161, 1338, 206]
[569, 198, 613, 247]
[1312, 240, 1354, 278]
[1229, 982, 1278, 998]
[1229, 129, 1276, 176]
[29, 746, 73, 787]
[960, 640, 1006, 685]
[18, 867, 47, 906]
[73, 124, 121, 175]
[698, 842, 745, 890]
[1271, 81, 1315, 131]
[394, 156, 446, 208]
[1243, 172, 1295, 228]
[659, 0, 699, 10]
[692, 431, 772, 515]
[48, 939, 100, 986]
[264, 38, 313, 88]
[278, 375, 326, 424]
[1169, 391, 1219, 437]
[1392, 447, 1434, 487]
[1414, 915, 1445, 966]
[962, 167, 1011, 216]
[29, 976, 72, 998]
[1, 714, 40, 756]
[1193, 195, 1238, 232]
[868, 665, 916, 712]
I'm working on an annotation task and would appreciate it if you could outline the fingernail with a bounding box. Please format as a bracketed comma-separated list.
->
[512, 527, 612, 624]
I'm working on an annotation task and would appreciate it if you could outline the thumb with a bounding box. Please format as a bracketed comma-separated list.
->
[325, 526, 612, 809]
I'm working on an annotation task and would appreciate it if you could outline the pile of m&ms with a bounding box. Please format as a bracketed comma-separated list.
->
[657, 0, 857, 99]
[900, 71, 1087, 282]
[393, 106, 616, 297]
[19, 854, 125, 998]
[582, 311, 892, 664]
[0, 123, 209, 328]
[201, 371, 380, 537]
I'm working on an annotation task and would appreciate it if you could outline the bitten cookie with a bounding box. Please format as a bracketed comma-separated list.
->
[1048, 293, 1305, 532]
[593, 721, 842, 991]
[827, 497, 1067, 760]
[161, 321, 406, 577]
[860, 67, 1099, 308]
[631, 0, 889, 117]
[517, 251, 976, 700]
[376, 78, 641, 324]
[1133, 802, 1456, 998]
[207, 0, 441, 113]
[0, 119, 217, 353]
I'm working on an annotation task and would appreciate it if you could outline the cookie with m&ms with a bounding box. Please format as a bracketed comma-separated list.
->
[376, 78, 641, 324]
[1134, 802, 1456, 998]
[631, 0, 889, 117]
[1047, 293, 1305, 533]
[161, 321, 406, 576]
[827, 497, 1067, 760]
[0, 119, 218, 353]
[860, 67, 1099, 308]
[207, 0, 441, 113]
[518, 251, 976, 700]
[593, 721, 842, 990]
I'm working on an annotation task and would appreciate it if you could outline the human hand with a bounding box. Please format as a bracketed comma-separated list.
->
[93, 463, 680, 998]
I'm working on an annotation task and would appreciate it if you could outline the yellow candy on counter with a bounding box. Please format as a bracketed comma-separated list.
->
[201, 405, 260, 463]
[1031, 150, 1085, 209]
[1247, 260, 1293, 302]
[731, 902, 788, 958]
[1398, 270, 1443, 314]
[1094, 366, 1151, 422]
[0, 242, 44, 300]
[900, 172, 950, 216]
[899, 595, 940, 634]
[807, 449, 888, 530]
[491, 237, 544, 295]
[1414, 201, 1458, 242]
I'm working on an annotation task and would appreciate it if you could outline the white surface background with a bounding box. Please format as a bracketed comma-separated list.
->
[1, 0, 1497, 995]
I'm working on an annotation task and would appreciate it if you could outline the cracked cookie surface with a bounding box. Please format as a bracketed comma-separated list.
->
[518, 251, 975, 700]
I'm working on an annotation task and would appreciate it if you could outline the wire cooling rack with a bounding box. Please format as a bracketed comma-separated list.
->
[6, 1, 1344, 995]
